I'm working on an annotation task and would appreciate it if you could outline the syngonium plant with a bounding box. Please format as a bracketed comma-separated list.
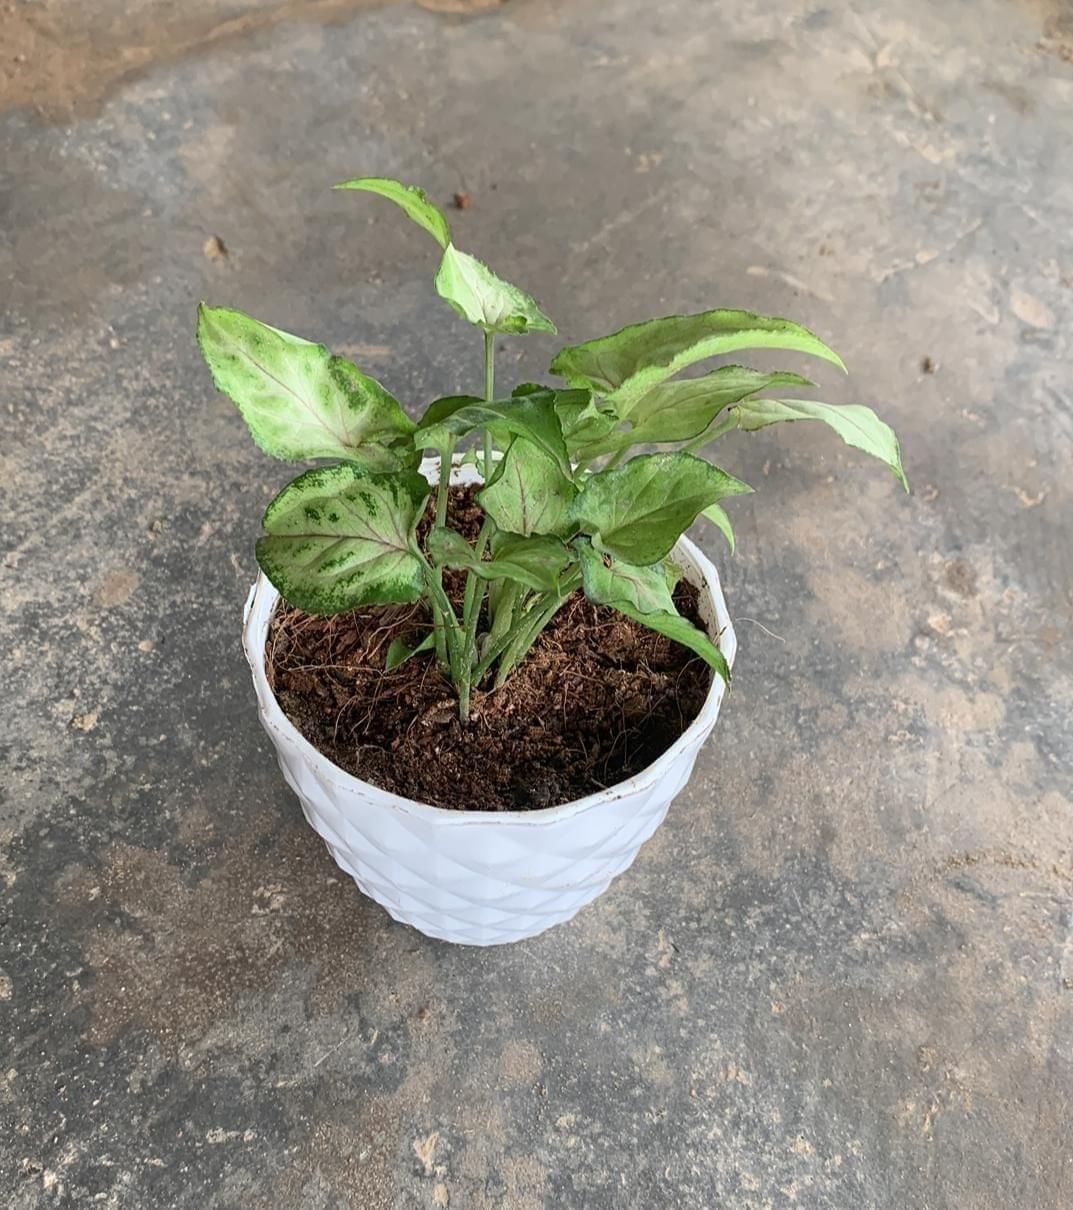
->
[197, 178, 907, 721]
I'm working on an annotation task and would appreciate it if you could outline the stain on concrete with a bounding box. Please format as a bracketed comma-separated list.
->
[0, 0, 513, 122]
[0, 1, 368, 120]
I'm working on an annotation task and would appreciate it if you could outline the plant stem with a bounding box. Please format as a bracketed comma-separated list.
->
[482, 329, 495, 477]
[683, 410, 737, 454]
[471, 599, 538, 683]
[457, 516, 494, 719]
[484, 579, 523, 651]
[493, 571, 581, 689]
[431, 441, 457, 669]
[456, 330, 500, 720]
[435, 439, 456, 529]
[419, 554, 463, 671]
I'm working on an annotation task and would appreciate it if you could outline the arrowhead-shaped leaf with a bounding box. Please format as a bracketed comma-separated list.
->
[197, 305, 417, 469]
[625, 366, 815, 426]
[700, 502, 736, 554]
[416, 394, 484, 430]
[551, 309, 845, 415]
[429, 526, 571, 594]
[414, 391, 570, 477]
[576, 366, 815, 458]
[255, 466, 430, 614]
[511, 385, 614, 458]
[478, 438, 577, 537]
[569, 452, 752, 566]
[385, 631, 436, 671]
[486, 533, 573, 593]
[732, 398, 909, 490]
[553, 392, 619, 454]
[435, 245, 556, 335]
[576, 540, 730, 683]
[333, 177, 451, 250]
[426, 525, 475, 567]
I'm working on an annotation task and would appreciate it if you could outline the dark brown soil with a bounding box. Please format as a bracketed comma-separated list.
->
[266, 487, 714, 811]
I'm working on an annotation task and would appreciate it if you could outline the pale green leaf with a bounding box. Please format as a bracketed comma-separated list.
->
[551, 308, 845, 415]
[569, 452, 752, 565]
[435, 245, 556, 335]
[478, 438, 576, 536]
[197, 305, 416, 468]
[554, 392, 619, 454]
[732, 398, 909, 490]
[255, 466, 429, 614]
[416, 394, 483, 430]
[426, 525, 474, 567]
[510, 384, 614, 458]
[385, 631, 435, 671]
[414, 392, 570, 477]
[430, 526, 571, 594]
[484, 533, 573, 593]
[625, 366, 814, 426]
[577, 366, 815, 459]
[576, 540, 729, 683]
[333, 177, 451, 250]
[700, 502, 736, 554]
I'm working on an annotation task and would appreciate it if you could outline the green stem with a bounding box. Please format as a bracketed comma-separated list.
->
[683, 410, 737, 454]
[457, 517, 494, 719]
[482, 329, 495, 478]
[420, 555, 463, 671]
[471, 598, 539, 684]
[435, 439, 456, 528]
[462, 520, 494, 636]
[493, 572, 581, 689]
[431, 439, 458, 669]
[457, 329, 501, 720]
[485, 579, 523, 651]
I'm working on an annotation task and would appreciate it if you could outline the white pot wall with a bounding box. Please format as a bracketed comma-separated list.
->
[242, 458, 736, 946]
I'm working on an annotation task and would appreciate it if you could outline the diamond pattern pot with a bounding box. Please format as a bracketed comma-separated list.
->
[242, 459, 736, 945]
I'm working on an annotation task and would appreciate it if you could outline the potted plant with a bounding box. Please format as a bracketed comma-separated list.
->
[197, 178, 906, 946]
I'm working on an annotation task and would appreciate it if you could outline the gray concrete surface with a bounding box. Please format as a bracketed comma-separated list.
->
[3, 0, 1073, 1205]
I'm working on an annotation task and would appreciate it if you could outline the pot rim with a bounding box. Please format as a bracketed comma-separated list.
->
[242, 458, 736, 826]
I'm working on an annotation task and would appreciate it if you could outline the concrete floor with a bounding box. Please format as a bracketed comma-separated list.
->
[3, 0, 1073, 1205]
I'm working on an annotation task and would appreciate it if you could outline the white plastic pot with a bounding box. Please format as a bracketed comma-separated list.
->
[242, 457, 736, 946]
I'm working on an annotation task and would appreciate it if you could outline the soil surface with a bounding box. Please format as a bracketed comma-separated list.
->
[266, 487, 714, 810]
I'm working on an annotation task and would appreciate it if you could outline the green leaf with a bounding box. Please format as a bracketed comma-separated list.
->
[576, 540, 729, 683]
[385, 631, 435, 671]
[430, 526, 571, 594]
[732, 398, 909, 490]
[633, 366, 814, 439]
[414, 392, 570, 477]
[575, 366, 815, 459]
[333, 177, 451, 250]
[550, 309, 845, 415]
[485, 533, 573, 593]
[478, 438, 576, 537]
[553, 392, 619, 454]
[569, 452, 752, 565]
[435, 245, 556, 335]
[426, 525, 474, 567]
[510, 384, 614, 458]
[416, 394, 484, 430]
[197, 305, 417, 468]
[255, 465, 430, 614]
[700, 502, 736, 554]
